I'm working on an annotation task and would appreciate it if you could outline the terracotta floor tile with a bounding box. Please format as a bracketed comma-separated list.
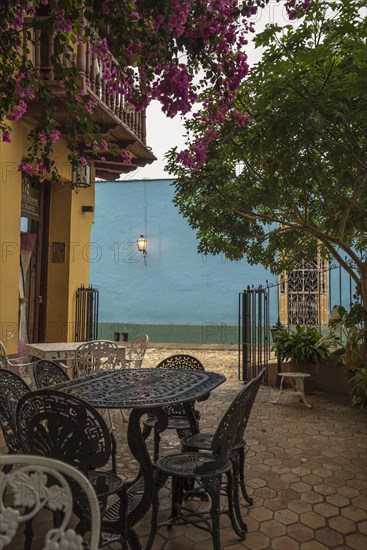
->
[352, 496, 367, 510]
[328, 515, 356, 534]
[313, 502, 339, 518]
[287, 523, 314, 542]
[288, 500, 313, 514]
[300, 511, 326, 529]
[259, 518, 287, 538]
[337, 486, 360, 498]
[271, 535, 299, 549]
[341, 505, 367, 522]
[241, 532, 270, 549]
[315, 526, 344, 546]
[274, 509, 298, 525]
[249, 507, 273, 522]
[300, 542, 329, 550]
[300, 491, 324, 505]
[345, 532, 367, 550]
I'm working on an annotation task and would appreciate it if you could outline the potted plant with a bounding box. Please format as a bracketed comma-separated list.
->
[319, 303, 367, 406]
[272, 325, 332, 393]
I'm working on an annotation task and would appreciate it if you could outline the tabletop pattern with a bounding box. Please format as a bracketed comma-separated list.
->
[52, 368, 225, 409]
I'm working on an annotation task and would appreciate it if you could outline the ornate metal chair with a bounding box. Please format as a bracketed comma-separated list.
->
[0, 454, 101, 550]
[181, 367, 266, 505]
[33, 359, 70, 388]
[123, 334, 149, 368]
[16, 389, 128, 548]
[0, 340, 35, 387]
[146, 376, 263, 550]
[74, 339, 120, 377]
[75, 339, 123, 428]
[0, 368, 31, 472]
[143, 354, 205, 461]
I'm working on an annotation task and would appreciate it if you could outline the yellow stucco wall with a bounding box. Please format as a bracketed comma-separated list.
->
[45, 165, 95, 342]
[0, 121, 29, 353]
[0, 121, 95, 351]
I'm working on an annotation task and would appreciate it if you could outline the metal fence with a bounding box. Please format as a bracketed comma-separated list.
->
[238, 262, 359, 382]
[74, 285, 99, 342]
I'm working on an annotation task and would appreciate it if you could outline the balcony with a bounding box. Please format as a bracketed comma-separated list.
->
[23, 21, 156, 180]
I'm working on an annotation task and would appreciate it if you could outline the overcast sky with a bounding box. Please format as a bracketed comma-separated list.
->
[122, 1, 293, 181]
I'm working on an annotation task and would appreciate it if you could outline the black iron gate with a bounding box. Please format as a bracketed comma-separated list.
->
[238, 262, 359, 383]
[238, 285, 270, 383]
[74, 285, 99, 342]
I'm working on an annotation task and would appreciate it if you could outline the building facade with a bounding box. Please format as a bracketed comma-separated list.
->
[0, 15, 155, 356]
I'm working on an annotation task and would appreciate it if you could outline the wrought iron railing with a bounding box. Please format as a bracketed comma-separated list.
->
[24, 19, 146, 144]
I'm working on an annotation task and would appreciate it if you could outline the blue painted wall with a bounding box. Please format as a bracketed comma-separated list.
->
[90, 178, 275, 343]
[91, 179, 354, 343]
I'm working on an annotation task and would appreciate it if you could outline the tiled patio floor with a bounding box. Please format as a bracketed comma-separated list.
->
[2, 348, 367, 549]
[115, 377, 367, 550]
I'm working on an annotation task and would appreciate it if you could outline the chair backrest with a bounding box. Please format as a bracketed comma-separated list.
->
[127, 334, 149, 367]
[0, 341, 35, 388]
[33, 359, 70, 388]
[17, 389, 112, 475]
[198, 370, 265, 474]
[156, 354, 205, 371]
[155, 354, 205, 417]
[75, 339, 120, 376]
[0, 454, 101, 550]
[236, 367, 266, 443]
[0, 340, 9, 368]
[0, 368, 31, 454]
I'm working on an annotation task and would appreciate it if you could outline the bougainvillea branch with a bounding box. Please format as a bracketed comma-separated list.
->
[0, 0, 311, 184]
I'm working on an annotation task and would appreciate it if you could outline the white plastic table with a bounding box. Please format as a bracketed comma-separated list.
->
[271, 372, 312, 408]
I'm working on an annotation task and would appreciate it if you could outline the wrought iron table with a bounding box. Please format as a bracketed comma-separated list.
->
[51, 367, 226, 549]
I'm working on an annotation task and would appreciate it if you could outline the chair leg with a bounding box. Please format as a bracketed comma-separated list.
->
[110, 431, 117, 474]
[226, 470, 247, 538]
[127, 528, 141, 550]
[238, 446, 253, 505]
[120, 408, 129, 422]
[153, 427, 161, 462]
[202, 475, 222, 550]
[142, 423, 152, 441]
[170, 476, 185, 522]
[146, 470, 167, 550]
[24, 517, 33, 550]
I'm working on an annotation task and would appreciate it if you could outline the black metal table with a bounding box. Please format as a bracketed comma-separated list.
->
[52, 367, 226, 549]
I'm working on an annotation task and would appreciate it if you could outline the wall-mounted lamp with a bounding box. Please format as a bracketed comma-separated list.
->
[137, 235, 147, 265]
[72, 161, 91, 188]
[82, 205, 94, 213]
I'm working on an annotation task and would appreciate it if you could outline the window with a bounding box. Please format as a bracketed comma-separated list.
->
[279, 257, 329, 326]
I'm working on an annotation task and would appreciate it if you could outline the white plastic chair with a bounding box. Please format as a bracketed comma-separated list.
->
[0, 340, 35, 387]
[0, 454, 101, 550]
[123, 334, 149, 368]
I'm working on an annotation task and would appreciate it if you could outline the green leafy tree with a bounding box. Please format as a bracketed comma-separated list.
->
[167, 0, 367, 310]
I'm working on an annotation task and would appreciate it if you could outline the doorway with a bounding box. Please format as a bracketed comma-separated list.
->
[19, 175, 50, 351]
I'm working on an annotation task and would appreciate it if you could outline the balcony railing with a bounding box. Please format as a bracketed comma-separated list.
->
[26, 22, 147, 145]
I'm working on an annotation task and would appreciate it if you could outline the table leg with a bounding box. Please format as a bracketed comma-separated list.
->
[271, 375, 285, 405]
[126, 407, 168, 529]
[294, 378, 312, 408]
